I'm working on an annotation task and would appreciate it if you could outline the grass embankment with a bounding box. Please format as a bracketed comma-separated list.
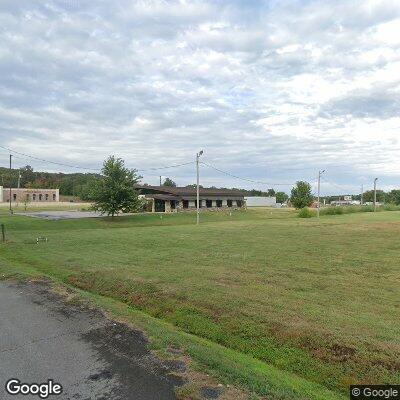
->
[1, 208, 399, 399]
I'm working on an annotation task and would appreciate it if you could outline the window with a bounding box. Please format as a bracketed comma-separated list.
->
[206, 199, 212, 208]
[13, 193, 17, 201]
[227, 200, 233, 207]
[216, 200, 222, 207]
[195, 200, 202, 208]
[237, 200, 243, 207]
[39, 194, 42, 201]
[53, 194, 56, 201]
[182, 200, 189, 209]
[45, 194, 49, 201]
[33, 194, 36, 201]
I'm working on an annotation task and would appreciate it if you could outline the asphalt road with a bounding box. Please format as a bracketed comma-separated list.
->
[0, 281, 180, 400]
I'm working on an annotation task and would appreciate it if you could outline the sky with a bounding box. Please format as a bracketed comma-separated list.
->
[0, 0, 399, 195]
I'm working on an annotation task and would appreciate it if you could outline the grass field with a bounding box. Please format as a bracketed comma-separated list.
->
[0, 201, 90, 212]
[0, 208, 399, 399]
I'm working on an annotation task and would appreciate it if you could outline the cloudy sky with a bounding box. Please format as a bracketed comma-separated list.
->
[1, 0, 399, 194]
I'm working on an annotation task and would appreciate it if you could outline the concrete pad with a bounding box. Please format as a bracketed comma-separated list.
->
[17, 211, 105, 220]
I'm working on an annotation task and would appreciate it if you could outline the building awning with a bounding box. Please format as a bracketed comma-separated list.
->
[145, 193, 181, 201]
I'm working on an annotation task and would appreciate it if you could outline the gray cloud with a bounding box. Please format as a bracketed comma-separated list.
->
[0, 0, 400, 194]
[320, 83, 400, 119]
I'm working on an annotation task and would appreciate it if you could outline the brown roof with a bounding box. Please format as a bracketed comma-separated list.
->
[136, 185, 245, 198]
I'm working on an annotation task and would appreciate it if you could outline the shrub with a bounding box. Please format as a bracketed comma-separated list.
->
[362, 205, 375, 212]
[298, 207, 314, 218]
[321, 207, 344, 215]
[382, 203, 400, 211]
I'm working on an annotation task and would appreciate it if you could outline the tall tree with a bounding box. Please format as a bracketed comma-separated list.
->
[290, 181, 313, 209]
[90, 156, 142, 217]
[387, 189, 400, 205]
[276, 191, 289, 203]
[162, 177, 177, 187]
[363, 190, 386, 203]
[19, 165, 35, 187]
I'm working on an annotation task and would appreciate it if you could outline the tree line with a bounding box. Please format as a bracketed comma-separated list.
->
[3, 162, 398, 208]
[0, 165, 99, 200]
[0, 165, 289, 203]
[290, 181, 400, 208]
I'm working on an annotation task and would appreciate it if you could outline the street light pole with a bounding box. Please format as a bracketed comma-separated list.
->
[317, 170, 325, 219]
[9, 154, 12, 214]
[361, 184, 363, 206]
[373, 178, 378, 212]
[196, 150, 203, 225]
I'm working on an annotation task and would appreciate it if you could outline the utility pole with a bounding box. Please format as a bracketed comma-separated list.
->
[361, 184, 364, 205]
[196, 150, 203, 225]
[317, 170, 325, 218]
[159, 176, 162, 186]
[373, 178, 378, 212]
[9, 154, 12, 214]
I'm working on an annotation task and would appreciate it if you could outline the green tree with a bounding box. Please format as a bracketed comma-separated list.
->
[90, 156, 142, 217]
[276, 191, 289, 203]
[363, 190, 386, 203]
[386, 189, 400, 205]
[267, 188, 276, 196]
[290, 181, 313, 209]
[163, 177, 177, 187]
[19, 165, 36, 187]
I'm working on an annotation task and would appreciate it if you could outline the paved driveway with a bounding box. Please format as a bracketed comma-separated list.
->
[0, 281, 180, 399]
[17, 211, 105, 220]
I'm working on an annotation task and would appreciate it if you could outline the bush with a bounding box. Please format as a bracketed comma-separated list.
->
[320, 207, 344, 215]
[382, 203, 400, 211]
[362, 205, 375, 212]
[298, 207, 314, 218]
[298, 204, 400, 219]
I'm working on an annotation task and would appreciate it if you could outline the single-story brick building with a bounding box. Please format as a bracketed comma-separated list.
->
[137, 185, 245, 213]
[0, 187, 59, 203]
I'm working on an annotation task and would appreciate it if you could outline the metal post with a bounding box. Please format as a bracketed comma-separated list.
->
[374, 178, 378, 212]
[9, 154, 12, 214]
[361, 184, 363, 206]
[196, 150, 203, 225]
[317, 170, 325, 218]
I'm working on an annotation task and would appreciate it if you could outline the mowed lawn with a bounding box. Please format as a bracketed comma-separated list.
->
[1, 209, 399, 396]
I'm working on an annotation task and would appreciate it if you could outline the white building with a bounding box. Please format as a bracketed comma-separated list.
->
[244, 196, 276, 207]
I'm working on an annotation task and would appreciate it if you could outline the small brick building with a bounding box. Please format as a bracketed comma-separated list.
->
[0, 187, 59, 203]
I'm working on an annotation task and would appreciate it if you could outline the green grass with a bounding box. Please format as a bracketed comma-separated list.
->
[1, 208, 399, 399]
[298, 204, 400, 218]
[0, 202, 91, 213]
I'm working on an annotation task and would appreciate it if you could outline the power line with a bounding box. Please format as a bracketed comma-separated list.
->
[137, 162, 194, 172]
[0, 145, 194, 173]
[0, 145, 373, 192]
[200, 161, 295, 186]
[320, 176, 362, 193]
[0, 145, 100, 171]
